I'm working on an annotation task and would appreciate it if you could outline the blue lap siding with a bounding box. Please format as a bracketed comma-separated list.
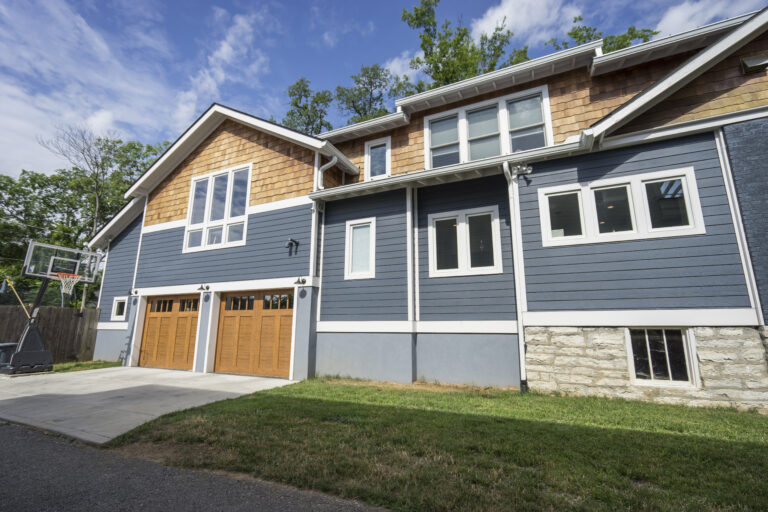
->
[519, 133, 750, 311]
[319, 190, 408, 321]
[99, 214, 142, 322]
[417, 175, 517, 321]
[135, 205, 312, 288]
[723, 118, 768, 321]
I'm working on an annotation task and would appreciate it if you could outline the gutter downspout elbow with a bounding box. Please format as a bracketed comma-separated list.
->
[316, 156, 338, 190]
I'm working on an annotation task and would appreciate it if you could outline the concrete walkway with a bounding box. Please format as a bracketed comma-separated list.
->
[0, 366, 292, 444]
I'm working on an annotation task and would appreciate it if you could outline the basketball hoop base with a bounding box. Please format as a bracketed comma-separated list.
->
[0, 323, 53, 375]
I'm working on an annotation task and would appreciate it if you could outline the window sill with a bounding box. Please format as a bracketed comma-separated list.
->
[343, 274, 376, 281]
[630, 378, 699, 390]
[182, 239, 247, 254]
[541, 225, 706, 248]
[428, 267, 504, 279]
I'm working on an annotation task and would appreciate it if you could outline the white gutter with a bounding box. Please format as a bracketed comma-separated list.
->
[318, 110, 410, 142]
[316, 156, 338, 190]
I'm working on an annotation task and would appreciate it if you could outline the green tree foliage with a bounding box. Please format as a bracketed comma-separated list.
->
[401, 0, 524, 91]
[546, 16, 658, 53]
[335, 64, 416, 124]
[282, 78, 334, 135]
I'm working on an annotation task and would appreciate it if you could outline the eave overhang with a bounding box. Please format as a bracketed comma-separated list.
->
[87, 197, 144, 250]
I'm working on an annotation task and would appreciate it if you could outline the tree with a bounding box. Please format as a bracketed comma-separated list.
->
[282, 78, 334, 135]
[335, 64, 413, 124]
[401, 0, 525, 91]
[546, 16, 658, 53]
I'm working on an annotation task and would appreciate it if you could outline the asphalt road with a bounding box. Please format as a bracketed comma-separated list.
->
[0, 423, 385, 512]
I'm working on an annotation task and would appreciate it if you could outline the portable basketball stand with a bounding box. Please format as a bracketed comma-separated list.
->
[0, 242, 101, 375]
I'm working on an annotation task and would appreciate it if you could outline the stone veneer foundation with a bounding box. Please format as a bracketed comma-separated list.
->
[525, 326, 768, 411]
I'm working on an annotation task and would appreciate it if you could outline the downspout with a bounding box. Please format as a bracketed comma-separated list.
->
[503, 161, 530, 393]
[316, 156, 338, 191]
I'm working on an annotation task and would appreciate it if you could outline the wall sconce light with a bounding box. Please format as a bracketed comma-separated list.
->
[294, 277, 306, 285]
[285, 238, 299, 249]
[197, 284, 210, 292]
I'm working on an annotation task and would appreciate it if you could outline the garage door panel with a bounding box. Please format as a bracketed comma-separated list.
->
[237, 317, 254, 369]
[140, 295, 199, 370]
[258, 316, 276, 371]
[277, 316, 292, 372]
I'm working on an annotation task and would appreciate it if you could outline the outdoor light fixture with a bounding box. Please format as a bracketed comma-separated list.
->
[197, 284, 210, 291]
[294, 277, 307, 285]
[511, 164, 533, 175]
[285, 238, 299, 249]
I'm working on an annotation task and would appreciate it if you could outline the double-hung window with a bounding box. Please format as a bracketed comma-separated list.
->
[627, 328, 698, 386]
[364, 137, 391, 180]
[344, 218, 376, 280]
[538, 167, 705, 247]
[425, 86, 552, 169]
[111, 296, 128, 321]
[428, 206, 503, 277]
[185, 165, 250, 252]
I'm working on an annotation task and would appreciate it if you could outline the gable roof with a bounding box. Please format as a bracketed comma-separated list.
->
[88, 197, 144, 249]
[584, 7, 768, 145]
[124, 103, 358, 199]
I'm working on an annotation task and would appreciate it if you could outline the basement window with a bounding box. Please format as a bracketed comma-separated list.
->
[184, 164, 251, 252]
[627, 328, 697, 386]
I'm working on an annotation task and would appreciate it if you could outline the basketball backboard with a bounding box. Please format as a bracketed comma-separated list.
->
[22, 242, 102, 284]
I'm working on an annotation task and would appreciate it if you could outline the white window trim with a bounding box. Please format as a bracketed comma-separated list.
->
[344, 217, 376, 280]
[364, 137, 391, 181]
[624, 327, 701, 389]
[538, 167, 706, 247]
[110, 296, 128, 322]
[183, 163, 252, 253]
[423, 85, 554, 170]
[427, 205, 504, 278]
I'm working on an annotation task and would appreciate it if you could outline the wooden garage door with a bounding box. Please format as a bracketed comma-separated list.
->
[214, 290, 294, 378]
[139, 295, 199, 370]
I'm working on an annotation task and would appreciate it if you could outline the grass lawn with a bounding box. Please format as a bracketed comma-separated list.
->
[53, 360, 122, 373]
[110, 378, 768, 511]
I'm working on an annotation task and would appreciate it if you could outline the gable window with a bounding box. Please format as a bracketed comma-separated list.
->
[538, 167, 704, 247]
[184, 164, 250, 252]
[364, 137, 391, 180]
[344, 217, 376, 280]
[627, 328, 697, 386]
[428, 206, 503, 277]
[424, 86, 552, 169]
[111, 296, 128, 321]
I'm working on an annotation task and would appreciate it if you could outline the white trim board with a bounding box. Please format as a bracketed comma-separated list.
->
[142, 219, 186, 233]
[134, 277, 317, 297]
[316, 320, 518, 334]
[96, 322, 130, 330]
[523, 308, 759, 327]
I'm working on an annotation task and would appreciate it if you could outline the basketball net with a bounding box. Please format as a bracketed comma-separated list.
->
[56, 272, 82, 306]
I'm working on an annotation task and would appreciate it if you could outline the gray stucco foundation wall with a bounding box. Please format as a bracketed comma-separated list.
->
[93, 329, 129, 361]
[292, 286, 319, 380]
[416, 333, 520, 387]
[315, 333, 414, 383]
[723, 119, 768, 322]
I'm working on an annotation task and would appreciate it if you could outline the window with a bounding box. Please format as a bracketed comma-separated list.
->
[184, 165, 250, 252]
[110, 297, 128, 321]
[428, 206, 503, 277]
[538, 167, 705, 247]
[627, 328, 697, 386]
[344, 218, 376, 280]
[364, 137, 391, 180]
[424, 86, 552, 169]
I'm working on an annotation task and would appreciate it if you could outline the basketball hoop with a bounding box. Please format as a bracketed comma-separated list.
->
[56, 272, 82, 298]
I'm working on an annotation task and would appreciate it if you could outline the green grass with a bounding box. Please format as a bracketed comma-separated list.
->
[110, 378, 768, 511]
[53, 360, 122, 373]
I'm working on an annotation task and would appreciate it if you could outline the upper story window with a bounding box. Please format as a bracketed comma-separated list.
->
[424, 85, 552, 170]
[537, 167, 705, 247]
[427, 206, 503, 278]
[364, 137, 391, 181]
[184, 164, 251, 253]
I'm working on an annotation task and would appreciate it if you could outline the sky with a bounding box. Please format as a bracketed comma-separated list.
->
[0, 0, 763, 176]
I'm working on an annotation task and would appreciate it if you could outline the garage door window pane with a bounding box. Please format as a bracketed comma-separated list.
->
[594, 186, 633, 233]
[263, 295, 271, 309]
[645, 179, 689, 228]
[350, 224, 371, 274]
[435, 218, 459, 270]
[468, 214, 494, 268]
[548, 193, 582, 238]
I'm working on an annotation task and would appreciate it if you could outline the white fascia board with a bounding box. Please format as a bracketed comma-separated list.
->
[590, 12, 755, 76]
[395, 41, 602, 113]
[88, 197, 144, 249]
[317, 111, 410, 143]
[585, 8, 768, 142]
[524, 309, 759, 327]
[134, 277, 317, 297]
[125, 104, 358, 199]
[309, 141, 583, 201]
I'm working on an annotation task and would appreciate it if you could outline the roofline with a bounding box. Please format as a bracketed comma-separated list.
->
[590, 11, 756, 76]
[87, 197, 144, 249]
[125, 103, 358, 199]
[317, 110, 410, 141]
[585, 7, 768, 143]
[394, 40, 602, 112]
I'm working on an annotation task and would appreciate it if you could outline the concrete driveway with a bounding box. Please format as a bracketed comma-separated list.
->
[0, 366, 292, 444]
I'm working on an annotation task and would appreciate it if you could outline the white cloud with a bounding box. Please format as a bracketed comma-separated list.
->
[471, 0, 581, 47]
[655, 0, 764, 37]
[384, 50, 425, 80]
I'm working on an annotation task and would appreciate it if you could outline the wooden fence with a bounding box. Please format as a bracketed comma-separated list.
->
[0, 306, 100, 363]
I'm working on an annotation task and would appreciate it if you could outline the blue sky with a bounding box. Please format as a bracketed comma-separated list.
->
[0, 0, 763, 176]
